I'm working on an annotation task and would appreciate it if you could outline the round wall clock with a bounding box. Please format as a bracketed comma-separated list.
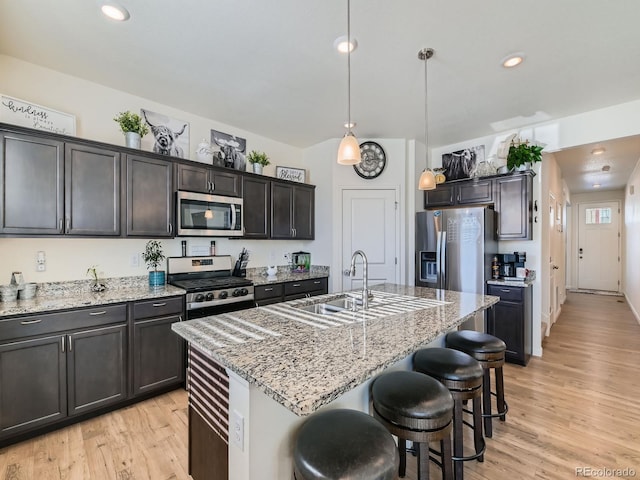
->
[354, 141, 386, 179]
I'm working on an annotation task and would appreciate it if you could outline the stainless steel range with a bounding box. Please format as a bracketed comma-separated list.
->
[167, 256, 254, 319]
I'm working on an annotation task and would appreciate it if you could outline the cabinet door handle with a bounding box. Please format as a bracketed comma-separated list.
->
[179, 316, 183, 322]
[65, 218, 70, 231]
[264, 287, 274, 292]
[292, 283, 301, 288]
[89, 310, 107, 316]
[169, 223, 173, 234]
[61, 337, 65, 353]
[500, 289, 511, 293]
[211, 182, 215, 191]
[59, 219, 63, 231]
[313, 281, 321, 284]
[20, 319, 42, 325]
[152, 302, 167, 307]
[68, 335, 72, 352]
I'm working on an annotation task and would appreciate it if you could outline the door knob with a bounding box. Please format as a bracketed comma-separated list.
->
[553, 265, 559, 270]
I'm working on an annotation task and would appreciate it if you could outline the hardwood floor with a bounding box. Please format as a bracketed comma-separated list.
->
[1, 292, 638, 479]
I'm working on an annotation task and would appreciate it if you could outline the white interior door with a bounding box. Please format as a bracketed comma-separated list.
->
[577, 201, 620, 291]
[342, 189, 398, 291]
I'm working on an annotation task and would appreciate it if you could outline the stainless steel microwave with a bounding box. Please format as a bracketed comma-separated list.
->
[176, 191, 243, 237]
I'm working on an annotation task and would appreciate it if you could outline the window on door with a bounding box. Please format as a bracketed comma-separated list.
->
[585, 207, 611, 225]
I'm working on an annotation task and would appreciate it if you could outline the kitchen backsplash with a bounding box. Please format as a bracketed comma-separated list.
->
[0, 237, 321, 284]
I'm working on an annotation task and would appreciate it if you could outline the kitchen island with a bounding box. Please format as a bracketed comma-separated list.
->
[172, 283, 499, 480]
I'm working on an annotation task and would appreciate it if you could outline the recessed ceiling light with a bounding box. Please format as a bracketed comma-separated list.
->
[602, 165, 611, 172]
[100, 2, 130, 21]
[593, 183, 601, 188]
[501, 53, 525, 68]
[591, 147, 606, 155]
[334, 36, 358, 53]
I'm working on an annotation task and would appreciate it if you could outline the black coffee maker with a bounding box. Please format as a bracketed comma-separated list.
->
[497, 251, 526, 278]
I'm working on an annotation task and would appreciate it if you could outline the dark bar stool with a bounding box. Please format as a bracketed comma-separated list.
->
[371, 370, 454, 480]
[445, 331, 508, 438]
[413, 348, 486, 480]
[293, 408, 399, 480]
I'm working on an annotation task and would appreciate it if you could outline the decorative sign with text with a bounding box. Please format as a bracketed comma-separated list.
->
[0, 95, 76, 135]
[276, 166, 306, 183]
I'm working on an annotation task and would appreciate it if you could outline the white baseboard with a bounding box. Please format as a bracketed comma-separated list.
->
[625, 293, 640, 325]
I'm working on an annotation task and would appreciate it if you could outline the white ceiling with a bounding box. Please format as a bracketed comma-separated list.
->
[1, 0, 640, 192]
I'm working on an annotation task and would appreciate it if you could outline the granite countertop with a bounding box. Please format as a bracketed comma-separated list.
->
[173, 283, 499, 416]
[487, 270, 537, 288]
[0, 276, 185, 318]
[245, 265, 329, 286]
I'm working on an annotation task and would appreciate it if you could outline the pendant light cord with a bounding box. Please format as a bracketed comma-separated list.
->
[419, 48, 434, 169]
[347, 0, 352, 134]
[424, 51, 428, 169]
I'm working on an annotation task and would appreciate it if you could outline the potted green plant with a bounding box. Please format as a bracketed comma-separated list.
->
[247, 150, 270, 174]
[113, 111, 149, 149]
[507, 139, 544, 171]
[142, 240, 166, 287]
[86, 265, 106, 292]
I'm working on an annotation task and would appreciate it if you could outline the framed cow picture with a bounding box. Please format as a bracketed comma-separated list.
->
[210, 129, 247, 171]
[140, 109, 190, 158]
[441, 145, 484, 181]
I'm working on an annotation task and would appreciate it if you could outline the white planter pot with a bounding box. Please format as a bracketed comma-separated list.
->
[252, 163, 263, 175]
[125, 132, 141, 149]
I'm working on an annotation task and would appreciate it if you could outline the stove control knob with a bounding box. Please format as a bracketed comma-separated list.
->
[195, 294, 205, 302]
[219, 291, 228, 299]
[232, 289, 242, 297]
[240, 288, 249, 296]
[205, 293, 215, 302]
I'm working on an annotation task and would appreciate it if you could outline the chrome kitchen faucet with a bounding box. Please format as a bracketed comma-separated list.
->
[349, 250, 369, 310]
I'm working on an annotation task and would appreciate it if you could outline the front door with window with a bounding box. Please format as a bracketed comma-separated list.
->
[577, 201, 620, 291]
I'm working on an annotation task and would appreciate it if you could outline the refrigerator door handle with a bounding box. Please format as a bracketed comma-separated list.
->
[435, 232, 442, 288]
[440, 231, 447, 289]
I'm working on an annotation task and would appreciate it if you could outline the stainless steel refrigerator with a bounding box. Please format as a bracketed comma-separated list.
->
[415, 207, 497, 331]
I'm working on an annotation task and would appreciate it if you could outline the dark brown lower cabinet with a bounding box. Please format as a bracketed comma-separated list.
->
[0, 335, 67, 437]
[486, 284, 532, 366]
[67, 324, 127, 416]
[254, 277, 328, 306]
[133, 315, 185, 396]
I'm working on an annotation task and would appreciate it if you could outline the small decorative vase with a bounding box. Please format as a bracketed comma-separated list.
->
[125, 132, 141, 149]
[516, 162, 531, 172]
[148, 271, 166, 288]
[91, 282, 106, 292]
[252, 163, 263, 175]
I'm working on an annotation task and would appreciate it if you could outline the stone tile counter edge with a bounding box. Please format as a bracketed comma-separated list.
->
[0, 276, 185, 318]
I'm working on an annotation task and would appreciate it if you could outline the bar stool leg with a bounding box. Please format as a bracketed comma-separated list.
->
[417, 442, 430, 480]
[453, 400, 464, 480]
[472, 394, 484, 462]
[496, 367, 506, 422]
[441, 435, 453, 480]
[398, 438, 407, 477]
[482, 369, 493, 438]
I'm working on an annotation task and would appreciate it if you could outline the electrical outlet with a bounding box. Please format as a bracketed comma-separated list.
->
[36, 251, 46, 272]
[130, 253, 140, 268]
[231, 410, 244, 451]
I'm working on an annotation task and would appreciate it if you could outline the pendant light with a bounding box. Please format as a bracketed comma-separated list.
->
[337, 0, 361, 165]
[418, 48, 436, 190]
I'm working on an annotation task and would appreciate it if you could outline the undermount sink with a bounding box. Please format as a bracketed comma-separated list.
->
[295, 296, 357, 315]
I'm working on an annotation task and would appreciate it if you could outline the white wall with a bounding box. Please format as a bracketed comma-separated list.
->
[625, 160, 640, 322]
[0, 55, 323, 282]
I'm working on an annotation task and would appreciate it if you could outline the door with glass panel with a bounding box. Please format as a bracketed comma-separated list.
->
[577, 201, 620, 291]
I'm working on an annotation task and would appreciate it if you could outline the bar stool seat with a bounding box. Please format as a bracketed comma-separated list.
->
[414, 348, 486, 480]
[372, 370, 454, 480]
[293, 408, 399, 480]
[445, 331, 508, 438]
